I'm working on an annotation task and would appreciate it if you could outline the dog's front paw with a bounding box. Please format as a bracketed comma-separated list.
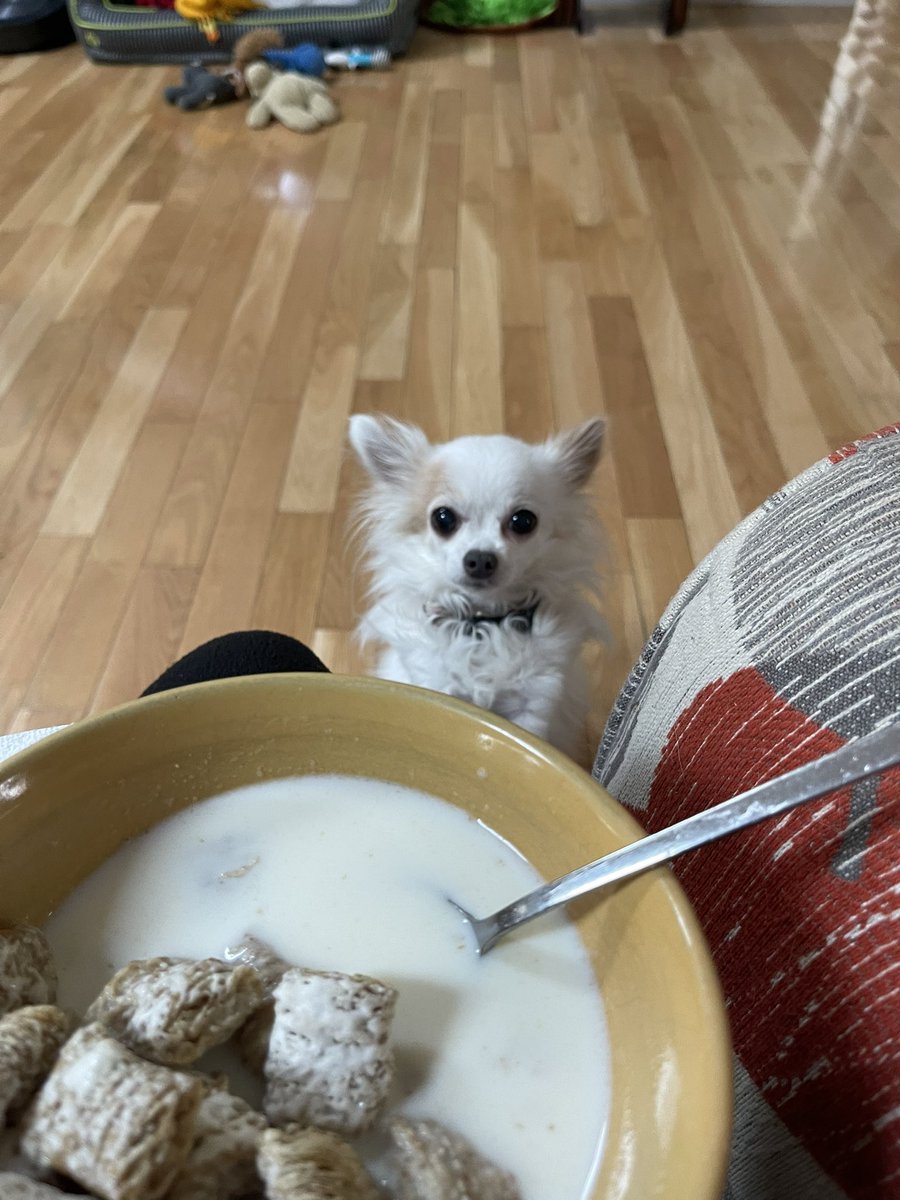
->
[503, 706, 551, 741]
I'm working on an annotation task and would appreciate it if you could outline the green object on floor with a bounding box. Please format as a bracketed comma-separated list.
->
[426, 0, 556, 29]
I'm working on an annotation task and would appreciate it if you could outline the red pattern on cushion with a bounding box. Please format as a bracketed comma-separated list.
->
[828, 423, 900, 463]
[648, 668, 900, 1200]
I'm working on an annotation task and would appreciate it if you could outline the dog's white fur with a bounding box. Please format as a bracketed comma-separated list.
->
[348, 415, 606, 758]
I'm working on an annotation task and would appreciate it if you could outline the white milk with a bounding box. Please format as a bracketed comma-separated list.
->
[46, 776, 610, 1200]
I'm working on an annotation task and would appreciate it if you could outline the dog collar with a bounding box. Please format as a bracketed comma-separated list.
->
[428, 601, 540, 637]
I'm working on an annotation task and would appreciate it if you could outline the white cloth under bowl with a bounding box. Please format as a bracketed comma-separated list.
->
[0, 727, 62, 764]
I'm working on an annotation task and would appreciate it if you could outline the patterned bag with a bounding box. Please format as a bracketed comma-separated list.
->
[595, 425, 900, 1200]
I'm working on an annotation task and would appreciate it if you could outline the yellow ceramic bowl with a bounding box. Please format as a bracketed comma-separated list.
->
[0, 674, 731, 1199]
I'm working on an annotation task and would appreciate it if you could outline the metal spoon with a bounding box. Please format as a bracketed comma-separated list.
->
[453, 721, 900, 956]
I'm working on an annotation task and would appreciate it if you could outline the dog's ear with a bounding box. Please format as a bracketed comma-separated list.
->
[348, 415, 430, 486]
[545, 418, 605, 489]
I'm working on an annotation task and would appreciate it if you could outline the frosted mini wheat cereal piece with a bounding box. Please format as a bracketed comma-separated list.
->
[166, 1080, 266, 1200]
[257, 1127, 379, 1200]
[227, 935, 290, 993]
[230, 935, 289, 1074]
[263, 968, 396, 1134]
[389, 1117, 521, 1200]
[21, 1024, 204, 1200]
[0, 1006, 69, 1126]
[86, 957, 264, 1066]
[0, 927, 57, 1017]
[0, 1175, 87, 1199]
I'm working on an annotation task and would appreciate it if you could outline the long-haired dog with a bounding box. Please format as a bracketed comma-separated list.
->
[348, 415, 606, 759]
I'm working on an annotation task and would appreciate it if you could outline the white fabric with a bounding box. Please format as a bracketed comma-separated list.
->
[0, 728, 63, 764]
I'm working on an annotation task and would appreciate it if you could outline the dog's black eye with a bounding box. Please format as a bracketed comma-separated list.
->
[431, 506, 459, 537]
[508, 509, 538, 536]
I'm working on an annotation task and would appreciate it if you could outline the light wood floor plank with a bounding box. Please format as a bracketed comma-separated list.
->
[0, 536, 88, 729]
[1, 74, 139, 230]
[148, 202, 310, 559]
[41, 307, 189, 537]
[0, 224, 68, 301]
[452, 201, 504, 436]
[419, 139, 461, 271]
[179, 403, 297, 653]
[358, 243, 416, 381]
[654, 99, 832, 484]
[58, 203, 160, 323]
[91, 566, 199, 712]
[405, 266, 455, 443]
[201, 205, 308, 435]
[252, 513, 332, 642]
[557, 91, 608, 227]
[502, 325, 555, 443]
[496, 168, 545, 328]
[145, 415, 237, 569]
[251, 196, 344, 405]
[316, 121, 367, 201]
[618, 221, 744, 561]
[18, 559, 140, 726]
[529, 132, 579, 260]
[494, 78, 529, 170]
[150, 183, 274, 423]
[589, 295, 681, 520]
[626, 516, 695, 640]
[280, 173, 391, 513]
[462, 111, 495, 206]
[380, 80, 432, 245]
[542, 259, 605, 427]
[0, 320, 107, 604]
[310, 628, 367, 677]
[156, 148, 264, 311]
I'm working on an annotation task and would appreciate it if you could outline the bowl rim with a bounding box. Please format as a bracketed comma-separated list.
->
[0, 672, 734, 1198]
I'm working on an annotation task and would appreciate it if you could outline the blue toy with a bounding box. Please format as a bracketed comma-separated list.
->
[261, 43, 326, 78]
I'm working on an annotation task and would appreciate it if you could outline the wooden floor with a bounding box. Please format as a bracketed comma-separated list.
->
[0, 8, 898, 757]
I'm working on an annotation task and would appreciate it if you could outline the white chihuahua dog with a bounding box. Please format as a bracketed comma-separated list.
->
[348, 415, 606, 758]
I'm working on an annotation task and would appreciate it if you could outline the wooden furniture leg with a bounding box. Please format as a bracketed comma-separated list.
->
[544, 0, 581, 29]
[665, 0, 688, 34]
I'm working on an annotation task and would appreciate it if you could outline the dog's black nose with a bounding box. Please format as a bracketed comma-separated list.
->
[463, 550, 498, 580]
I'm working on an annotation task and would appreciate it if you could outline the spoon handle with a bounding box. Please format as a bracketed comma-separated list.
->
[480, 721, 900, 950]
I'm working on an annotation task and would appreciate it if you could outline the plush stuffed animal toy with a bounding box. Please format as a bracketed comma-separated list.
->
[230, 28, 283, 96]
[232, 28, 282, 76]
[244, 61, 339, 133]
[163, 64, 238, 110]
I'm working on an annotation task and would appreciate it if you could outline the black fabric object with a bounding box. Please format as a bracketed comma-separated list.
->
[0, 0, 74, 53]
[142, 630, 329, 697]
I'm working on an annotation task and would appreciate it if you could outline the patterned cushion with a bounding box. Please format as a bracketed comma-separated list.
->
[594, 425, 900, 1200]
